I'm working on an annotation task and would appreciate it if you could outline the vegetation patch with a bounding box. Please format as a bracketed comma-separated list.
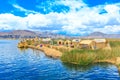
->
[61, 40, 120, 66]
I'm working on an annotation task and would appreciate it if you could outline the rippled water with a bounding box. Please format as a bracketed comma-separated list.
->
[0, 40, 120, 80]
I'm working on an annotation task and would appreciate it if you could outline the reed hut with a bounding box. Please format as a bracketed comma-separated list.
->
[57, 40, 64, 45]
[93, 39, 107, 49]
[79, 40, 96, 50]
[34, 37, 39, 41]
[42, 38, 52, 44]
[64, 40, 72, 47]
[72, 39, 81, 48]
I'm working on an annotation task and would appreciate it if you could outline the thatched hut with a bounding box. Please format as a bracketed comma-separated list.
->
[79, 40, 96, 50]
[72, 39, 81, 43]
[64, 40, 72, 47]
[42, 38, 52, 44]
[57, 40, 64, 45]
[93, 39, 108, 49]
[34, 37, 39, 41]
[72, 39, 81, 48]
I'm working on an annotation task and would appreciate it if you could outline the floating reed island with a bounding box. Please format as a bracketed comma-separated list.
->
[18, 37, 120, 71]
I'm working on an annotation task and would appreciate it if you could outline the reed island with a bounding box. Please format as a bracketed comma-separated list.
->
[18, 37, 120, 71]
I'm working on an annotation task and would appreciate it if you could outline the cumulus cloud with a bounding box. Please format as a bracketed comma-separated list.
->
[0, 0, 120, 35]
[26, 14, 51, 27]
[105, 4, 120, 14]
[0, 13, 27, 30]
[93, 25, 120, 34]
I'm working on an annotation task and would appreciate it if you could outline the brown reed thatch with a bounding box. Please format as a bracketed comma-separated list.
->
[64, 40, 72, 47]
[94, 39, 108, 49]
[57, 40, 64, 45]
[79, 40, 96, 50]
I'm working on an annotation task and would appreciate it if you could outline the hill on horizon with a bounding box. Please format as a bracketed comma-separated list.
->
[0, 30, 65, 39]
[0, 30, 120, 39]
[84, 32, 120, 38]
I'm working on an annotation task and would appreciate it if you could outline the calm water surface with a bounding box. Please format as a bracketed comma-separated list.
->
[0, 40, 120, 80]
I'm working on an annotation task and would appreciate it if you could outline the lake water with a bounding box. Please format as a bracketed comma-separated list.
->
[0, 40, 120, 80]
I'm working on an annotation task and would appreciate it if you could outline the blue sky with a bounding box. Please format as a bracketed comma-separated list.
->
[0, 0, 120, 36]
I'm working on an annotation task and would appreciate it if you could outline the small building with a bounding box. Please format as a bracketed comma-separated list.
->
[34, 37, 39, 41]
[79, 40, 96, 50]
[57, 40, 64, 45]
[72, 39, 81, 43]
[93, 39, 107, 49]
[42, 38, 51, 42]
[72, 39, 81, 48]
[64, 40, 72, 47]
[42, 38, 52, 44]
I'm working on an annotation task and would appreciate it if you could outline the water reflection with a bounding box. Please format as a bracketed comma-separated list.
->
[18, 48, 28, 53]
[62, 62, 116, 72]
[18, 47, 28, 51]
[18, 47, 42, 58]
[32, 49, 43, 58]
[0, 40, 120, 80]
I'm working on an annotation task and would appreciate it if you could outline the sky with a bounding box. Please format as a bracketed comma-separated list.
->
[0, 0, 120, 36]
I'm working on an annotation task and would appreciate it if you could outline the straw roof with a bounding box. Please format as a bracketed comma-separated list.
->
[94, 39, 106, 43]
[64, 40, 71, 45]
[65, 40, 71, 42]
[80, 40, 94, 45]
[57, 39, 64, 42]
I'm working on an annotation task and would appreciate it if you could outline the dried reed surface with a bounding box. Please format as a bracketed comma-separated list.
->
[27, 45, 62, 58]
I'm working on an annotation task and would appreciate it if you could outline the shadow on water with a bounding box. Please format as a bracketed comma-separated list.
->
[18, 47, 28, 51]
[18, 47, 29, 54]
[62, 62, 114, 72]
[18, 47, 58, 60]
[18, 47, 42, 57]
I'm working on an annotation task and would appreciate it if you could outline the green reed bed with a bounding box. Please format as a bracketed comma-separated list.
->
[61, 40, 120, 66]
[61, 49, 97, 66]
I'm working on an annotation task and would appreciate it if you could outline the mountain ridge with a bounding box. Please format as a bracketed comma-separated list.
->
[0, 30, 65, 39]
[0, 30, 120, 39]
[85, 32, 120, 38]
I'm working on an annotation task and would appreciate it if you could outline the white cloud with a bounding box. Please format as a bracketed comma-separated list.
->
[0, 13, 27, 30]
[93, 25, 120, 34]
[104, 25, 120, 33]
[105, 4, 120, 14]
[12, 4, 38, 15]
[26, 14, 52, 27]
[58, 0, 86, 12]
[0, 1, 120, 35]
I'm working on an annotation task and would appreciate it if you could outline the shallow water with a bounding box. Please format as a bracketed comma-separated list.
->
[0, 40, 120, 80]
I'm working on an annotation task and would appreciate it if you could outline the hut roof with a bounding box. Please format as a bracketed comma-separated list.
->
[65, 40, 71, 42]
[80, 40, 93, 45]
[94, 39, 106, 43]
[58, 39, 64, 42]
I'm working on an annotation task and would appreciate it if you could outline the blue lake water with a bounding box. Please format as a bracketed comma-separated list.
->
[0, 40, 120, 80]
